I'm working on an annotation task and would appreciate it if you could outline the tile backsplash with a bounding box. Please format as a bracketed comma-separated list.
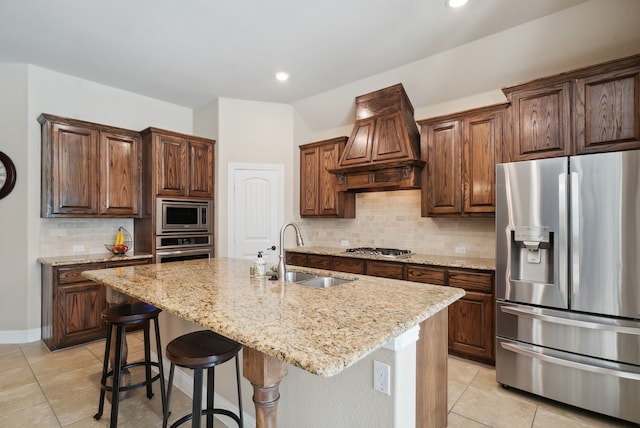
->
[40, 218, 135, 257]
[297, 190, 496, 259]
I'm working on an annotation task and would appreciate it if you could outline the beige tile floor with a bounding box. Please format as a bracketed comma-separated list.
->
[0, 332, 635, 427]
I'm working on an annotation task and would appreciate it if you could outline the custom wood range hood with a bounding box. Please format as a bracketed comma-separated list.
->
[329, 83, 425, 192]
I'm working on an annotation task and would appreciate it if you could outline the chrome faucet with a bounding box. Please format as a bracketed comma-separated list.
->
[277, 221, 304, 280]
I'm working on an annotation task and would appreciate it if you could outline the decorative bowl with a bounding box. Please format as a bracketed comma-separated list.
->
[105, 244, 130, 255]
[106, 227, 132, 255]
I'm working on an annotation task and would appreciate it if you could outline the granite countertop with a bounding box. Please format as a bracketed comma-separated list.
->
[38, 252, 153, 266]
[285, 246, 496, 270]
[82, 257, 464, 377]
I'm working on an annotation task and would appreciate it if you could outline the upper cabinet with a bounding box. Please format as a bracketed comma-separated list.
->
[140, 128, 215, 199]
[300, 137, 355, 218]
[39, 114, 141, 218]
[418, 104, 506, 217]
[503, 54, 640, 162]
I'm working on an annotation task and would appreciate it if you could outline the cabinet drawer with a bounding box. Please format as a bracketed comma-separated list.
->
[448, 270, 493, 293]
[366, 260, 404, 279]
[406, 265, 446, 285]
[332, 256, 365, 274]
[285, 252, 308, 267]
[57, 263, 107, 285]
[307, 254, 332, 270]
[108, 258, 152, 268]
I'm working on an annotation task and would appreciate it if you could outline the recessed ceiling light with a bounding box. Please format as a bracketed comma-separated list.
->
[275, 72, 290, 82]
[447, 0, 468, 8]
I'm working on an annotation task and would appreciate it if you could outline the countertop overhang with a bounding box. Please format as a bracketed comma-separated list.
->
[82, 257, 464, 377]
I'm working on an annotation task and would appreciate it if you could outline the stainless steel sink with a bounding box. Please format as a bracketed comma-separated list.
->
[284, 271, 353, 288]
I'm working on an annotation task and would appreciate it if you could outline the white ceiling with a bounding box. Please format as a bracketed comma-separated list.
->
[0, 0, 589, 108]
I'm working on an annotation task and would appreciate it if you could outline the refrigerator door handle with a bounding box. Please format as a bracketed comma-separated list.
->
[500, 341, 640, 381]
[558, 172, 568, 297]
[570, 171, 580, 294]
[500, 304, 640, 335]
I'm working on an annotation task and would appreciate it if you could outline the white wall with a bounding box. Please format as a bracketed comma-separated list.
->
[210, 98, 295, 257]
[0, 64, 29, 337]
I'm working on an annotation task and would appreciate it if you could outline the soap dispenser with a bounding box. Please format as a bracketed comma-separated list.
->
[254, 251, 267, 278]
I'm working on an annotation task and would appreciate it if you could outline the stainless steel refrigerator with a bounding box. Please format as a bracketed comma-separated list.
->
[495, 150, 640, 424]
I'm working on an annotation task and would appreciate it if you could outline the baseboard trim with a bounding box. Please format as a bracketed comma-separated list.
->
[0, 328, 41, 344]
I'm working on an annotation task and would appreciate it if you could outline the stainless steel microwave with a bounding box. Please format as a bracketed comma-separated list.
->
[156, 198, 213, 235]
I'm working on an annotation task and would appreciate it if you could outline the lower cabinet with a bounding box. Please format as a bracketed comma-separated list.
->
[41, 258, 151, 351]
[285, 251, 495, 364]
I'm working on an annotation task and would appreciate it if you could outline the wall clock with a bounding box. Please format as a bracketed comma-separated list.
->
[0, 151, 17, 199]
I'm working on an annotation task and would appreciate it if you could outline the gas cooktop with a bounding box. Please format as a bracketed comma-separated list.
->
[344, 247, 412, 258]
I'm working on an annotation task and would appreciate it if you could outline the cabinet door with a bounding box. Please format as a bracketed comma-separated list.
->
[100, 132, 141, 216]
[575, 65, 640, 154]
[156, 134, 188, 196]
[462, 110, 502, 215]
[300, 146, 319, 216]
[423, 120, 461, 216]
[366, 260, 404, 279]
[318, 143, 341, 216]
[58, 281, 107, 348]
[46, 123, 99, 216]
[447, 291, 494, 363]
[188, 140, 214, 198]
[507, 82, 571, 161]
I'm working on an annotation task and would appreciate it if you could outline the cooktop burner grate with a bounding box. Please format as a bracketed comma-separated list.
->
[345, 247, 412, 258]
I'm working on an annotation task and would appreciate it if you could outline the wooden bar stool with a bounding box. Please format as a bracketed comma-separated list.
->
[163, 330, 243, 428]
[94, 302, 167, 428]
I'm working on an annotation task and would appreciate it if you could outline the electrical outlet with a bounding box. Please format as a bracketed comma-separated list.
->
[340, 240, 350, 247]
[373, 360, 391, 395]
[455, 245, 466, 254]
[72, 245, 85, 253]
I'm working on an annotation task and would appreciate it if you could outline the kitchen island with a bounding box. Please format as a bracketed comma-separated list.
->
[83, 257, 464, 427]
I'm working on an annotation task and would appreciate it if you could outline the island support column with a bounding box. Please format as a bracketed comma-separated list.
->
[242, 347, 288, 428]
[416, 308, 448, 428]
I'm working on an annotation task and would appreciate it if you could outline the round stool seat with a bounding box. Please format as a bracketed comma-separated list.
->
[166, 330, 242, 369]
[102, 302, 161, 325]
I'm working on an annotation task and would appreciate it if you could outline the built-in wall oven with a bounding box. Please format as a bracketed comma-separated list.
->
[155, 234, 213, 264]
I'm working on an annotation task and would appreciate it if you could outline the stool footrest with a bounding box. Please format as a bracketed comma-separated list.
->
[99, 361, 163, 394]
[169, 408, 242, 428]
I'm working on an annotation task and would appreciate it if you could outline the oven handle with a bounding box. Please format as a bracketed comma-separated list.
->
[500, 304, 640, 335]
[156, 248, 213, 257]
[500, 341, 640, 381]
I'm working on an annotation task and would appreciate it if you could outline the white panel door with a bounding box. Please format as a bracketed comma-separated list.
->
[228, 163, 284, 266]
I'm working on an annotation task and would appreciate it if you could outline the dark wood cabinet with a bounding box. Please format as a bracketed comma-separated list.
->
[418, 104, 505, 217]
[366, 260, 404, 279]
[575, 60, 640, 154]
[141, 128, 214, 199]
[307, 254, 332, 270]
[447, 270, 494, 364]
[406, 265, 446, 286]
[39, 114, 141, 218]
[300, 137, 355, 218]
[41, 258, 152, 351]
[332, 256, 366, 274]
[503, 54, 640, 162]
[503, 81, 571, 161]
